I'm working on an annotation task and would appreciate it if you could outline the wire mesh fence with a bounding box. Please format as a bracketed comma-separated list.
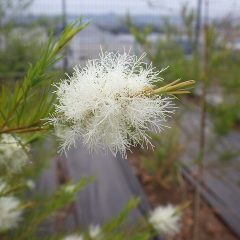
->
[0, 0, 145, 75]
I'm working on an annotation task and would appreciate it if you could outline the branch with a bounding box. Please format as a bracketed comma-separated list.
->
[0, 125, 51, 134]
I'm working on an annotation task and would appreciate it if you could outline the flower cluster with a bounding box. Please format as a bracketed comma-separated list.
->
[50, 52, 174, 156]
[0, 134, 29, 172]
[149, 204, 181, 236]
[0, 181, 22, 232]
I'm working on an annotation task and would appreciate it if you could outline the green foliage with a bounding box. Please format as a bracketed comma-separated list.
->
[210, 103, 240, 135]
[1, 179, 90, 240]
[140, 129, 182, 189]
[0, 0, 40, 78]
[0, 19, 89, 145]
[77, 198, 153, 240]
[0, 35, 40, 74]
[16, 178, 90, 240]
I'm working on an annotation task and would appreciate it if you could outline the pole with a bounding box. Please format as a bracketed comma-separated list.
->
[192, 0, 209, 239]
[62, 0, 68, 71]
[194, 0, 202, 52]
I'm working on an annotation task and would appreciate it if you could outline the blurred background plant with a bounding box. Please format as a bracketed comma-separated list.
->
[0, 0, 63, 79]
[0, 0, 39, 77]
[139, 129, 182, 190]
[126, 2, 240, 136]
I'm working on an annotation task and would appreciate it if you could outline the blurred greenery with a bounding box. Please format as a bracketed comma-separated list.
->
[0, 0, 39, 76]
[0, 0, 62, 78]
[140, 129, 182, 189]
[219, 150, 240, 165]
[126, 4, 240, 135]
[0, 32, 41, 75]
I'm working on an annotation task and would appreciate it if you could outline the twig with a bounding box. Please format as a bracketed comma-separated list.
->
[193, 1, 209, 239]
[0, 125, 51, 134]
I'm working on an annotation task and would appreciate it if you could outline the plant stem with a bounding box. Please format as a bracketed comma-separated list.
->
[193, 1, 209, 239]
[0, 125, 51, 134]
[153, 80, 195, 95]
[135, 79, 195, 97]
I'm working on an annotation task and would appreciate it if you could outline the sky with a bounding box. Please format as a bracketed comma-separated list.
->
[27, 0, 240, 19]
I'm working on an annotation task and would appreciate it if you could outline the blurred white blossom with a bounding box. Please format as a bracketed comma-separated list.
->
[0, 180, 22, 232]
[149, 204, 181, 236]
[0, 180, 7, 193]
[89, 225, 101, 239]
[63, 225, 101, 240]
[50, 52, 174, 156]
[63, 235, 83, 240]
[26, 180, 35, 190]
[64, 184, 75, 193]
[0, 134, 29, 172]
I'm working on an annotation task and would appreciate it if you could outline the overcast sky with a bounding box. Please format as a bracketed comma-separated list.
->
[27, 0, 239, 19]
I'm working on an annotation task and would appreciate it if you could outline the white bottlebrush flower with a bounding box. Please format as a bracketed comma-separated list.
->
[89, 225, 101, 239]
[26, 180, 35, 190]
[64, 184, 75, 193]
[0, 134, 29, 172]
[149, 204, 181, 236]
[0, 180, 23, 231]
[149, 204, 181, 235]
[50, 51, 174, 157]
[0, 196, 22, 231]
[63, 234, 83, 240]
[0, 180, 7, 193]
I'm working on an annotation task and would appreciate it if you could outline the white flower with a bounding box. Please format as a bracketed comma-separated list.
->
[64, 184, 75, 193]
[62, 225, 101, 240]
[0, 180, 7, 193]
[89, 225, 101, 239]
[63, 234, 83, 240]
[26, 180, 35, 190]
[0, 134, 29, 172]
[0, 196, 22, 231]
[149, 204, 181, 236]
[0, 180, 23, 231]
[50, 51, 174, 156]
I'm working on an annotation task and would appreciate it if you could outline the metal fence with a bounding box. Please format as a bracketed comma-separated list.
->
[24, 0, 138, 70]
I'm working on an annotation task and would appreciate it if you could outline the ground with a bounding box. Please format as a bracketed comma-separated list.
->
[128, 150, 238, 240]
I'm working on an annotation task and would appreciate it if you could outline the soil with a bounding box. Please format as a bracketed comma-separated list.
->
[128, 150, 239, 240]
